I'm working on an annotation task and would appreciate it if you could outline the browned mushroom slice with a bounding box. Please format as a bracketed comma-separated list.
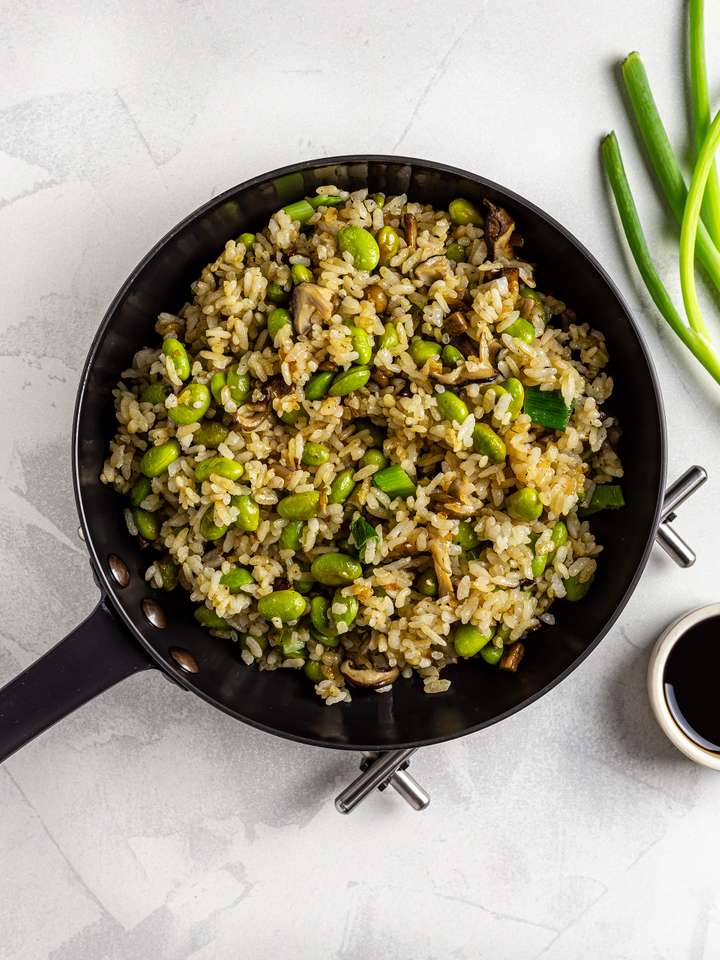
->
[234, 403, 268, 430]
[340, 660, 400, 689]
[431, 495, 475, 519]
[291, 282, 334, 335]
[443, 311, 468, 336]
[155, 313, 185, 339]
[430, 539, 454, 599]
[499, 641, 525, 672]
[403, 212, 417, 248]
[501, 267, 520, 301]
[414, 255, 450, 284]
[430, 357, 495, 385]
[483, 199, 516, 261]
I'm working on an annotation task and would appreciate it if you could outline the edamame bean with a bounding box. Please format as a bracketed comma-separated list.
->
[378, 323, 399, 352]
[279, 519, 304, 550]
[376, 225, 400, 265]
[448, 198, 483, 226]
[455, 520, 480, 551]
[194, 420, 229, 448]
[140, 381, 168, 405]
[446, 241, 466, 262]
[454, 623, 491, 658]
[506, 487, 542, 522]
[266, 281, 288, 304]
[365, 284, 388, 314]
[232, 494, 260, 532]
[472, 423, 506, 462]
[360, 448, 387, 471]
[200, 512, 228, 541]
[277, 491, 320, 520]
[162, 337, 191, 381]
[329, 469, 356, 504]
[436, 388, 469, 424]
[267, 307, 291, 339]
[310, 596, 333, 636]
[156, 557, 178, 591]
[349, 326, 373, 365]
[280, 409, 303, 426]
[133, 507, 160, 541]
[302, 442, 330, 467]
[140, 439, 181, 478]
[220, 567, 254, 593]
[304, 660, 325, 682]
[564, 573, 595, 602]
[226, 365, 251, 404]
[310, 552, 363, 586]
[328, 366, 371, 396]
[504, 317, 536, 344]
[194, 606, 231, 630]
[442, 344, 464, 368]
[169, 383, 211, 425]
[410, 339, 442, 367]
[551, 521, 568, 549]
[291, 263, 313, 284]
[369, 193, 385, 208]
[294, 576, 314, 595]
[257, 589, 307, 623]
[310, 626, 340, 648]
[531, 554, 548, 578]
[238, 232, 255, 250]
[480, 642, 504, 665]
[338, 226, 380, 272]
[520, 285, 543, 303]
[194, 456, 244, 482]
[305, 370, 335, 400]
[416, 568, 439, 597]
[330, 589, 359, 628]
[129, 476, 152, 508]
[210, 371, 226, 404]
[504, 378, 525, 420]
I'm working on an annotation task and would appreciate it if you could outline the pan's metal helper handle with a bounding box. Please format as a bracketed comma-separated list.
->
[335, 749, 430, 814]
[656, 466, 707, 567]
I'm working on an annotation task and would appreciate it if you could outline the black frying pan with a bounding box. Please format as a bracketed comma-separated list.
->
[0, 156, 667, 772]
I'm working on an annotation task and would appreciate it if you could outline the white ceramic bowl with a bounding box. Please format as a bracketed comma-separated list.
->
[647, 603, 720, 770]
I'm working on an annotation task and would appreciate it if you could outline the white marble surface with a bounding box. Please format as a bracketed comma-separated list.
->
[2, 1, 720, 956]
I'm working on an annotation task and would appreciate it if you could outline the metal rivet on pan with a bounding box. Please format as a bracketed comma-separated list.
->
[169, 647, 200, 674]
[142, 598, 167, 629]
[108, 554, 130, 588]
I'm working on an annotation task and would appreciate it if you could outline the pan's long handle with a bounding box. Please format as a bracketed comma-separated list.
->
[656, 466, 707, 567]
[0, 601, 154, 763]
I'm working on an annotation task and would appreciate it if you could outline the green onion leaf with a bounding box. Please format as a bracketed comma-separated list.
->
[523, 387, 571, 431]
[308, 195, 344, 209]
[372, 464, 416, 499]
[351, 516, 379, 556]
[578, 484, 625, 518]
[689, 0, 720, 248]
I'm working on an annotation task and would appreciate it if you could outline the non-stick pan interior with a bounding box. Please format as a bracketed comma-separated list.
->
[74, 157, 665, 749]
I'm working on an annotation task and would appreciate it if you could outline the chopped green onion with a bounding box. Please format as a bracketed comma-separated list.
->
[350, 516, 379, 556]
[308, 194, 344, 209]
[689, 0, 720, 248]
[578, 484, 625, 518]
[283, 199, 314, 223]
[372, 464, 416, 499]
[523, 387, 571, 431]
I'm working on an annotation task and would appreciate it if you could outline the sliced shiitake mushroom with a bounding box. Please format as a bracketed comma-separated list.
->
[430, 540, 454, 598]
[443, 311, 468, 336]
[291, 282, 334, 335]
[430, 357, 495, 385]
[483, 199, 516, 261]
[500, 641, 525, 672]
[340, 660, 400, 689]
[501, 267, 520, 301]
[403, 212, 417, 248]
[414, 255, 450, 283]
[234, 403, 268, 430]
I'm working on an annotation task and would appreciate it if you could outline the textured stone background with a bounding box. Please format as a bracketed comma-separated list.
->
[2, 1, 720, 957]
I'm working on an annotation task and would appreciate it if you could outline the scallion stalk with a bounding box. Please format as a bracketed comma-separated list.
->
[523, 387, 571, 431]
[372, 464, 416, 499]
[689, 0, 720, 247]
[578, 484, 625, 518]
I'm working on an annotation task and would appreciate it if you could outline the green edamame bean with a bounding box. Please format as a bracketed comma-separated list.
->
[338, 226, 380, 272]
[133, 507, 160, 541]
[310, 596, 334, 637]
[194, 421, 229, 448]
[504, 378, 525, 420]
[329, 469, 356, 504]
[220, 566, 254, 593]
[310, 552, 363, 586]
[210, 371, 226, 404]
[279, 519, 304, 550]
[140, 439, 181, 478]
[504, 317, 536, 345]
[156, 557, 178, 591]
[369, 193, 385, 208]
[277, 491, 320, 520]
[454, 623, 491, 658]
[291, 263, 313, 284]
[520, 285, 543, 304]
[496, 625, 512, 644]
[328, 366, 371, 397]
[472, 423, 506, 463]
[304, 370, 335, 400]
[436, 388, 469, 424]
[350, 326, 373, 365]
[267, 307, 291, 339]
[280, 409, 304, 426]
[378, 323, 399, 352]
[531, 554, 548, 578]
[564, 573, 595, 602]
[442, 345, 464, 368]
[551, 521, 568, 550]
[294, 576, 314, 595]
[257, 589, 307, 623]
[226, 365, 251, 404]
[129, 476, 152, 508]
[376, 225, 400, 265]
[506, 487, 542, 522]
[480, 642, 504, 665]
[162, 337, 191, 381]
[302, 442, 330, 467]
[448, 198, 483, 226]
[200, 512, 228, 541]
[455, 520, 480, 551]
[304, 660, 325, 683]
[140, 381, 168, 405]
[360, 448, 387, 471]
[266, 281, 289, 304]
[330, 589, 359, 628]
[446, 241, 466, 262]
[194, 456, 244, 482]
[310, 626, 340, 648]
[238, 232, 255, 250]
[409, 339, 442, 367]
[169, 383, 211, 425]
[416, 568, 438, 597]
[194, 606, 231, 630]
[232, 494, 260, 532]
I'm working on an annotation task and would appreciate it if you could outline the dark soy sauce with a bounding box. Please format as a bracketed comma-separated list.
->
[664, 616, 720, 753]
